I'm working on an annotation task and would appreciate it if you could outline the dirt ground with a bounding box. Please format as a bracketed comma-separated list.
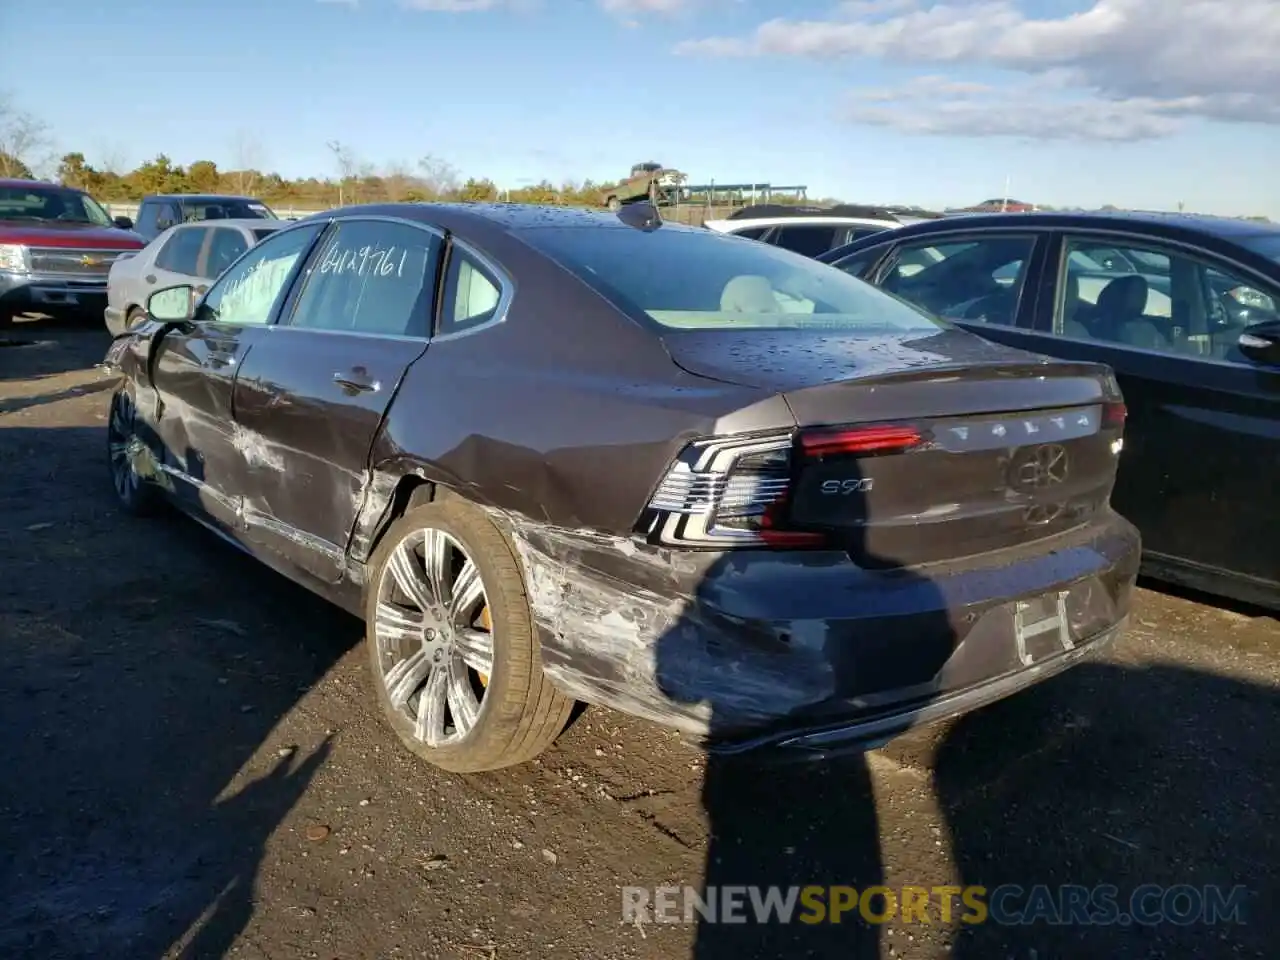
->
[1, 322, 1276, 960]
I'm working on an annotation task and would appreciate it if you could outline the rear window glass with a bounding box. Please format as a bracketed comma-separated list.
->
[252, 227, 280, 240]
[184, 200, 278, 222]
[523, 225, 944, 332]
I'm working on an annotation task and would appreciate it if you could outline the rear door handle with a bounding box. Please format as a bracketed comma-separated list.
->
[333, 371, 380, 394]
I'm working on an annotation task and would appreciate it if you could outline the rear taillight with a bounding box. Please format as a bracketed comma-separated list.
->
[640, 424, 918, 549]
[1102, 400, 1126, 429]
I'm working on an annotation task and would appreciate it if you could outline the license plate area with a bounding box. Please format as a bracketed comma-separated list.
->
[1013, 591, 1075, 666]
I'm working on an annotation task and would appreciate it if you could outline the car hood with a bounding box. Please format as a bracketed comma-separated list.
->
[659, 326, 1113, 423]
[0, 219, 145, 248]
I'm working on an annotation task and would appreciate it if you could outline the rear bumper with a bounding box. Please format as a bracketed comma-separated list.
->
[0, 271, 108, 315]
[499, 509, 1141, 753]
[713, 616, 1124, 758]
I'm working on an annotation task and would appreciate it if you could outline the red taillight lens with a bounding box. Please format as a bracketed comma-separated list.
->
[800, 424, 922, 457]
[1102, 401, 1126, 429]
[641, 423, 923, 549]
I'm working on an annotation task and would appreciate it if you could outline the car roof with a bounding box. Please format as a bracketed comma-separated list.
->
[0, 178, 81, 190]
[727, 203, 901, 222]
[892, 209, 1276, 238]
[708, 215, 897, 230]
[304, 201, 711, 238]
[822, 209, 1280, 262]
[145, 194, 265, 203]
[170, 218, 282, 230]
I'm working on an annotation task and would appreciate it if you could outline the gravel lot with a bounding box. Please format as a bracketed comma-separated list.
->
[1, 322, 1276, 960]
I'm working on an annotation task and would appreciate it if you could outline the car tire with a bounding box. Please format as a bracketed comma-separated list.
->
[107, 389, 162, 516]
[606, 196, 620, 211]
[364, 496, 575, 773]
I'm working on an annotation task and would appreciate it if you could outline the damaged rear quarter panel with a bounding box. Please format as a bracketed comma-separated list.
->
[351, 235, 796, 552]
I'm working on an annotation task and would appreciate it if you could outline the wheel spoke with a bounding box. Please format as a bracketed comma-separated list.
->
[384, 648, 432, 709]
[374, 602, 424, 647]
[454, 628, 493, 676]
[388, 542, 434, 612]
[449, 559, 484, 626]
[109, 402, 129, 436]
[415, 666, 449, 745]
[446, 657, 480, 733]
[422, 529, 451, 608]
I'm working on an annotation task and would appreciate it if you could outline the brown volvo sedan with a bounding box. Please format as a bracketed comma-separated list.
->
[103, 202, 1140, 772]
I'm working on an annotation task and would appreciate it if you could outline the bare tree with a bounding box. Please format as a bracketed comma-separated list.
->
[0, 93, 53, 178]
[417, 154, 461, 199]
[230, 130, 265, 195]
[93, 142, 130, 176]
[326, 139, 362, 204]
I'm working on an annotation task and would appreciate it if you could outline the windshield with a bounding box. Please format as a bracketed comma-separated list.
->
[1239, 233, 1280, 263]
[524, 225, 945, 332]
[0, 184, 114, 226]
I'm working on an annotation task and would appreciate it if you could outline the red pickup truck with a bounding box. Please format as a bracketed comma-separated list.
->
[0, 178, 146, 327]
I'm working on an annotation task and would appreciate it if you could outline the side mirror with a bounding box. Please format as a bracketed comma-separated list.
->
[1237, 320, 1280, 367]
[113, 215, 134, 230]
[147, 284, 198, 323]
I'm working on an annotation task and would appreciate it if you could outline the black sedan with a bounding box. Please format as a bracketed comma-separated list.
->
[103, 202, 1139, 772]
[821, 211, 1280, 610]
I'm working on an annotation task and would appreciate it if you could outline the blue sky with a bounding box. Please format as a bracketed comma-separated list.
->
[3, 0, 1278, 216]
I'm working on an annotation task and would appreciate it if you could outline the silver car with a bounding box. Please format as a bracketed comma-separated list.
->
[105, 218, 281, 336]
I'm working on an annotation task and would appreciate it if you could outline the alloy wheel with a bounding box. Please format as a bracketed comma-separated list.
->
[107, 394, 142, 502]
[373, 528, 495, 747]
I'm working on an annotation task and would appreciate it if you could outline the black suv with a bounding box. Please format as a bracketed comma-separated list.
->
[133, 194, 279, 242]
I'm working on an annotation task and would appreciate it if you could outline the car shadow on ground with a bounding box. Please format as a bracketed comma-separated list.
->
[0, 319, 113, 382]
[933, 659, 1277, 957]
[0, 422, 361, 958]
[652, 461, 956, 960]
[649, 478, 1275, 957]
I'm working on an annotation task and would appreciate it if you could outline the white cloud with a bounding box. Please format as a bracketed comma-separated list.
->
[675, 0, 1280, 139]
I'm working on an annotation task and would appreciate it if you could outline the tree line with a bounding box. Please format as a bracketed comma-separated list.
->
[2, 94, 1271, 220]
[0, 94, 830, 212]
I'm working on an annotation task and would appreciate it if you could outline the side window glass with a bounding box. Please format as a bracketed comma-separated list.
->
[733, 226, 769, 241]
[155, 228, 205, 276]
[287, 220, 438, 337]
[205, 228, 249, 279]
[880, 237, 1035, 325]
[1057, 236, 1280, 362]
[440, 247, 502, 336]
[771, 225, 838, 258]
[202, 224, 322, 327]
[834, 249, 883, 280]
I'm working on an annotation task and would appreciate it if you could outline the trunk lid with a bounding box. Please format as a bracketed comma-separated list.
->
[663, 328, 1126, 567]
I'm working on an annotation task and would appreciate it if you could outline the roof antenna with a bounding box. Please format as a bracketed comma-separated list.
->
[616, 200, 663, 232]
